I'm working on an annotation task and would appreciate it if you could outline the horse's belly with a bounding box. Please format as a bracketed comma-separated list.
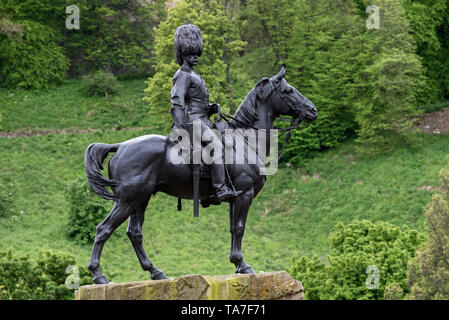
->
[156, 161, 215, 199]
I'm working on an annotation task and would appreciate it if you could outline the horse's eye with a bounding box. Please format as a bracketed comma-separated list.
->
[285, 88, 293, 94]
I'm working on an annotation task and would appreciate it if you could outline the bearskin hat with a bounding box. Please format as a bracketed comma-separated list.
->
[174, 24, 203, 66]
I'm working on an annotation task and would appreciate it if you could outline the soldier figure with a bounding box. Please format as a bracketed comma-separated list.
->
[170, 24, 240, 203]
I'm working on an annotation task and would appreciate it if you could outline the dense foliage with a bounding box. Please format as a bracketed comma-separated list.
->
[64, 0, 167, 76]
[352, 0, 425, 154]
[0, 20, 69, 89]
[290, 220, 424, 300]
[0, 0, 166, 85]
[407, 163, 449, 299]
[241, 0, 363, 163]
[65, 177, 112, 245]
[402, 0, 449, 102]
[0, 249, 90, 300]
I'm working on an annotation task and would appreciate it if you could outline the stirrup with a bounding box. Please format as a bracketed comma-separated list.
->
[214, 188, 243, 203]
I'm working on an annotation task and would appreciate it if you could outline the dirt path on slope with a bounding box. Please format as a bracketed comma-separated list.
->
[2, 108, 448, 138]
[0, 126, 156, 138]
[415, 108, 449, 134]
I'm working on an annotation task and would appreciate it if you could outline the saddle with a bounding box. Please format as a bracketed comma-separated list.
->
[168, 120, 237, 214]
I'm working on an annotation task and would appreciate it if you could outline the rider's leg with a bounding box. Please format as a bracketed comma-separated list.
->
[201, 123, 241, 202]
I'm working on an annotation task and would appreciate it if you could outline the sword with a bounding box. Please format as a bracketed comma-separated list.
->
[193, 162, 200, 218]
[191, 121, 202, 218]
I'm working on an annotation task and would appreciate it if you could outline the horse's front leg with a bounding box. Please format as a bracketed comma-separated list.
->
[229, 189, 255, 274]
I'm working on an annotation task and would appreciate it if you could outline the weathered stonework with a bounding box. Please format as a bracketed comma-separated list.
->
[74, 271, 303, 300]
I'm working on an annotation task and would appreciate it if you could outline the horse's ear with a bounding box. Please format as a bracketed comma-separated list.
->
[274, 66, 286, 82]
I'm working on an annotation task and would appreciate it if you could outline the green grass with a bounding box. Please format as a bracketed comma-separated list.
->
[0, 79, 165, 132]
[1, 126, 448, 283]
[419, 100, 449, 114]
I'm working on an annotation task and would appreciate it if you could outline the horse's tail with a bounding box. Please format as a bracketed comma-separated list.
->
[84, 143, 120, 201]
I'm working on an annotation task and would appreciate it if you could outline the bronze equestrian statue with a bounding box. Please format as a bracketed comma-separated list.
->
[84, 24, 317, 284]
[171, 24, 241, 205]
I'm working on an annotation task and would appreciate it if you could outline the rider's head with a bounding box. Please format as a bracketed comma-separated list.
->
[174, 24, 203, 66]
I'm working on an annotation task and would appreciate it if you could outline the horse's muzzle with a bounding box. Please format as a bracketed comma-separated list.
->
[303, 100, 317, 122]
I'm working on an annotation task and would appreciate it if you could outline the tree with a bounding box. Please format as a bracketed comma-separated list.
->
[353, 0, 426, 154]
[407, 163, 449, 300]
[143, 0, 245, 132]
[0, 0, 166, 85]
[240, 0, 364, 165]
[402, 0, 448, 103]
[241, 0, 299, 66]
[290, 220, 424, 300]
[66, 0, 167, 76]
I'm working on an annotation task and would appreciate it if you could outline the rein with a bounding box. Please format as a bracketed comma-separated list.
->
[216, 77, 307, 166]
[217, 79, 308, 164]
[217, 111, 303, 166]
[271, 117, 303, 165]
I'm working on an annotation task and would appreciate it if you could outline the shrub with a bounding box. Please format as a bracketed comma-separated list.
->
[65, 177, 111, 245]
[0, 249, 90, 300]
[290, 220, 424, 300]
[407, 164, 449, 300]
[81, 70, 123, 100]
[0, 20, 69, 89]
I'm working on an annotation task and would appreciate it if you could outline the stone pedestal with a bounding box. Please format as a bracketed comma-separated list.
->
[74, 271, 303, 300]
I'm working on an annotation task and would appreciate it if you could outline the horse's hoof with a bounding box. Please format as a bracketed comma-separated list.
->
[93, 275, 110, 284]
[151, 270, 168, 280]
[236, 265, 255, 274]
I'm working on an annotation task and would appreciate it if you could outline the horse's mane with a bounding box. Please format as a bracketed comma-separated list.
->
[232, 78, 268, 128]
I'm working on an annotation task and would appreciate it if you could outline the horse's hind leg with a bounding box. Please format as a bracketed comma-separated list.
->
[88, 202, 132, 284]
[127, 200, 168, 280]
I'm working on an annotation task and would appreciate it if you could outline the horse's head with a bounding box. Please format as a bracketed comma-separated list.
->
[266, 67, 317, 122]
[231, 67, 317, 129]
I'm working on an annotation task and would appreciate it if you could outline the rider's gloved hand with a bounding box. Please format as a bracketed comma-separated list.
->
[208, 103, 220, 116]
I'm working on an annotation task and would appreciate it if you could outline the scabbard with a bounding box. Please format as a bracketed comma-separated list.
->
[193, 164, 200, 218]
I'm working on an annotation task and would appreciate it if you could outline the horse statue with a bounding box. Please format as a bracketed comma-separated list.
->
[84, 67, 317, 284]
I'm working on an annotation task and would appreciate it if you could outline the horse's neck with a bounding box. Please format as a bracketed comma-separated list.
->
[231, 100, 275, 159]
[231, 97, 275, 130]
[255, 102, 275, 157]
[253, 102, 275, 131]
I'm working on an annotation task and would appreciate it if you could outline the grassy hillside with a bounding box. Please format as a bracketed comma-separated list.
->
[1, 79, 448, 283]
[0, 79, 161, 133]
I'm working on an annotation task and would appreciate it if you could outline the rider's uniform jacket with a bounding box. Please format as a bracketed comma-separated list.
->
[170, 67, 214, 129]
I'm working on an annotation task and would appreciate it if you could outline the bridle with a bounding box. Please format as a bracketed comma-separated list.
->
[218, 77, 307, 165]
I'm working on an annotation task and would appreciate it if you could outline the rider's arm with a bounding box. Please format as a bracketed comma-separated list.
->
[170, 71, 191, 128]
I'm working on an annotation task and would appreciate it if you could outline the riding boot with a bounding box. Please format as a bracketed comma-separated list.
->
[210, 163, 242, 202]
